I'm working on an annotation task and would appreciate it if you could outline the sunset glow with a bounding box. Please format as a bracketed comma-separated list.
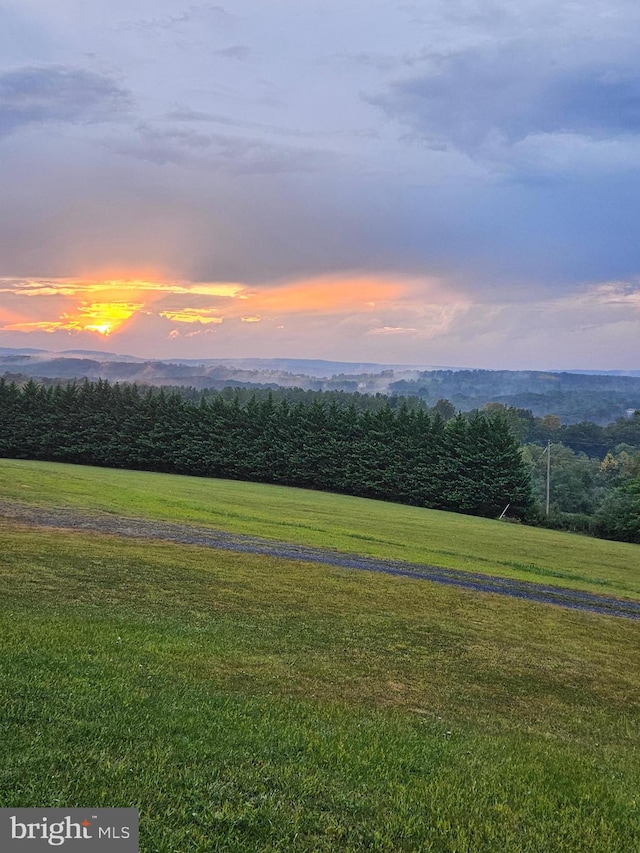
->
[0, 276, 249, 339]
[0, 267, 488, 363]
[0, 274, 438, 341]
[0, 1, 639, 369]
[75, 302, 144, 336]
[242, 276, 405, 315]
[159, 309, 224, 324]
[0, 265, 638, 365]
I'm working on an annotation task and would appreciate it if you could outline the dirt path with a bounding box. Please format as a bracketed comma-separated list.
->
[1, 499, 639, 620]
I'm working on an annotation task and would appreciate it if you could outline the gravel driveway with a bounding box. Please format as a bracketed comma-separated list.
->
[1, 499, 638, 620]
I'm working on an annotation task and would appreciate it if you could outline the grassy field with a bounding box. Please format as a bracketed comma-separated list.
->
[1, 460, 639, 850]
[0, 458, 639, 599]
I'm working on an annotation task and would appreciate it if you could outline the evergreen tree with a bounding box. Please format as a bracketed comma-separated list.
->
[595, 475, 640, 543]
[0, 379, 534, 523]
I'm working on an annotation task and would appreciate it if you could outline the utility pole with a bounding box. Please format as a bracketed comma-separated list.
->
[545, 439, 551, 517]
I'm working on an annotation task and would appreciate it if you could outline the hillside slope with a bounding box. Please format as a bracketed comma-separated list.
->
[1, 459, 638, 600]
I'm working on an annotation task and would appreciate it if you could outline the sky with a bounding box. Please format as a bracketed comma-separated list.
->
[0, 0, 639, 369]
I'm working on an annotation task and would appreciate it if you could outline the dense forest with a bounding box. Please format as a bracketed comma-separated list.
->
[0, 378, 532, 521]
[1, 377, 639, 543]
[479, 402, 640, 543]
[389, 369, 640, 423]
[3, 351, 640, 424]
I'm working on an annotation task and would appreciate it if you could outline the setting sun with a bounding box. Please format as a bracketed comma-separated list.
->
[85, 321, 114, 336]
[67, 302, 144, 336]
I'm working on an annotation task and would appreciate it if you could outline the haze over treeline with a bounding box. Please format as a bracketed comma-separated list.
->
[3, 350, 640, 424]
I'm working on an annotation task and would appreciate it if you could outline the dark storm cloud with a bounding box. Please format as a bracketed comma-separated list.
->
[0, 65, 132, 137]
[367, 43, 640, 153]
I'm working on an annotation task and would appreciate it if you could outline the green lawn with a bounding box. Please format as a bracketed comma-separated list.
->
[1, 458, 639, 599]
[1, 518, 639, 851]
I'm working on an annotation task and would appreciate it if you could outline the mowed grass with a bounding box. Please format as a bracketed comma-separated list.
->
[1, 458, 639, 599]
[1, 521, 639, 852]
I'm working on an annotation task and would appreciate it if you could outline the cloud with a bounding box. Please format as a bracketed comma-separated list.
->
[367, 41, 640, 160]
[369, 326, 418, 334]
[159, 308, 223, 324]
[214, 45, 250, 61]
[164, 106, 372, 144]
[112, 122, 339, 173]
[0, 0, 638, 370]
[0, 279, 80, 297]
[1, 272, 638, 369]
[0, 272, 461, 347]
[3, 300, 143, 336]
[416, 279, 640, 369]
[0, 65, 132, 137]
[117, 5, 234, 35]
[564, 280, 640, 313]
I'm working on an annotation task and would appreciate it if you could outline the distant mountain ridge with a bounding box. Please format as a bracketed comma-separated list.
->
[1, 347, 638, 376]
[0, 348, 445, 374]
[1, 348, 639, 424]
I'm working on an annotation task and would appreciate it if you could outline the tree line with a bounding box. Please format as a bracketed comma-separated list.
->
[389, 368, 640, 423]
[0, 378, 532, 520]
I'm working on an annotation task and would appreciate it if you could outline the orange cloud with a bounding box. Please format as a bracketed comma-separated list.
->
[3, 320, 71, 333]
[0, 272, 460, 344]
[160, 308, 224, 324]
[0, 276, 242, 300]
[370, 326, 418, 334]
[0, 276, 241, 338]
[3, 301, 143, 336]
[241, 275, 405, 315]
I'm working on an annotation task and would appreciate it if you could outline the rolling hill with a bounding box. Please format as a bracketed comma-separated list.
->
[1, 460, 639, 851]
